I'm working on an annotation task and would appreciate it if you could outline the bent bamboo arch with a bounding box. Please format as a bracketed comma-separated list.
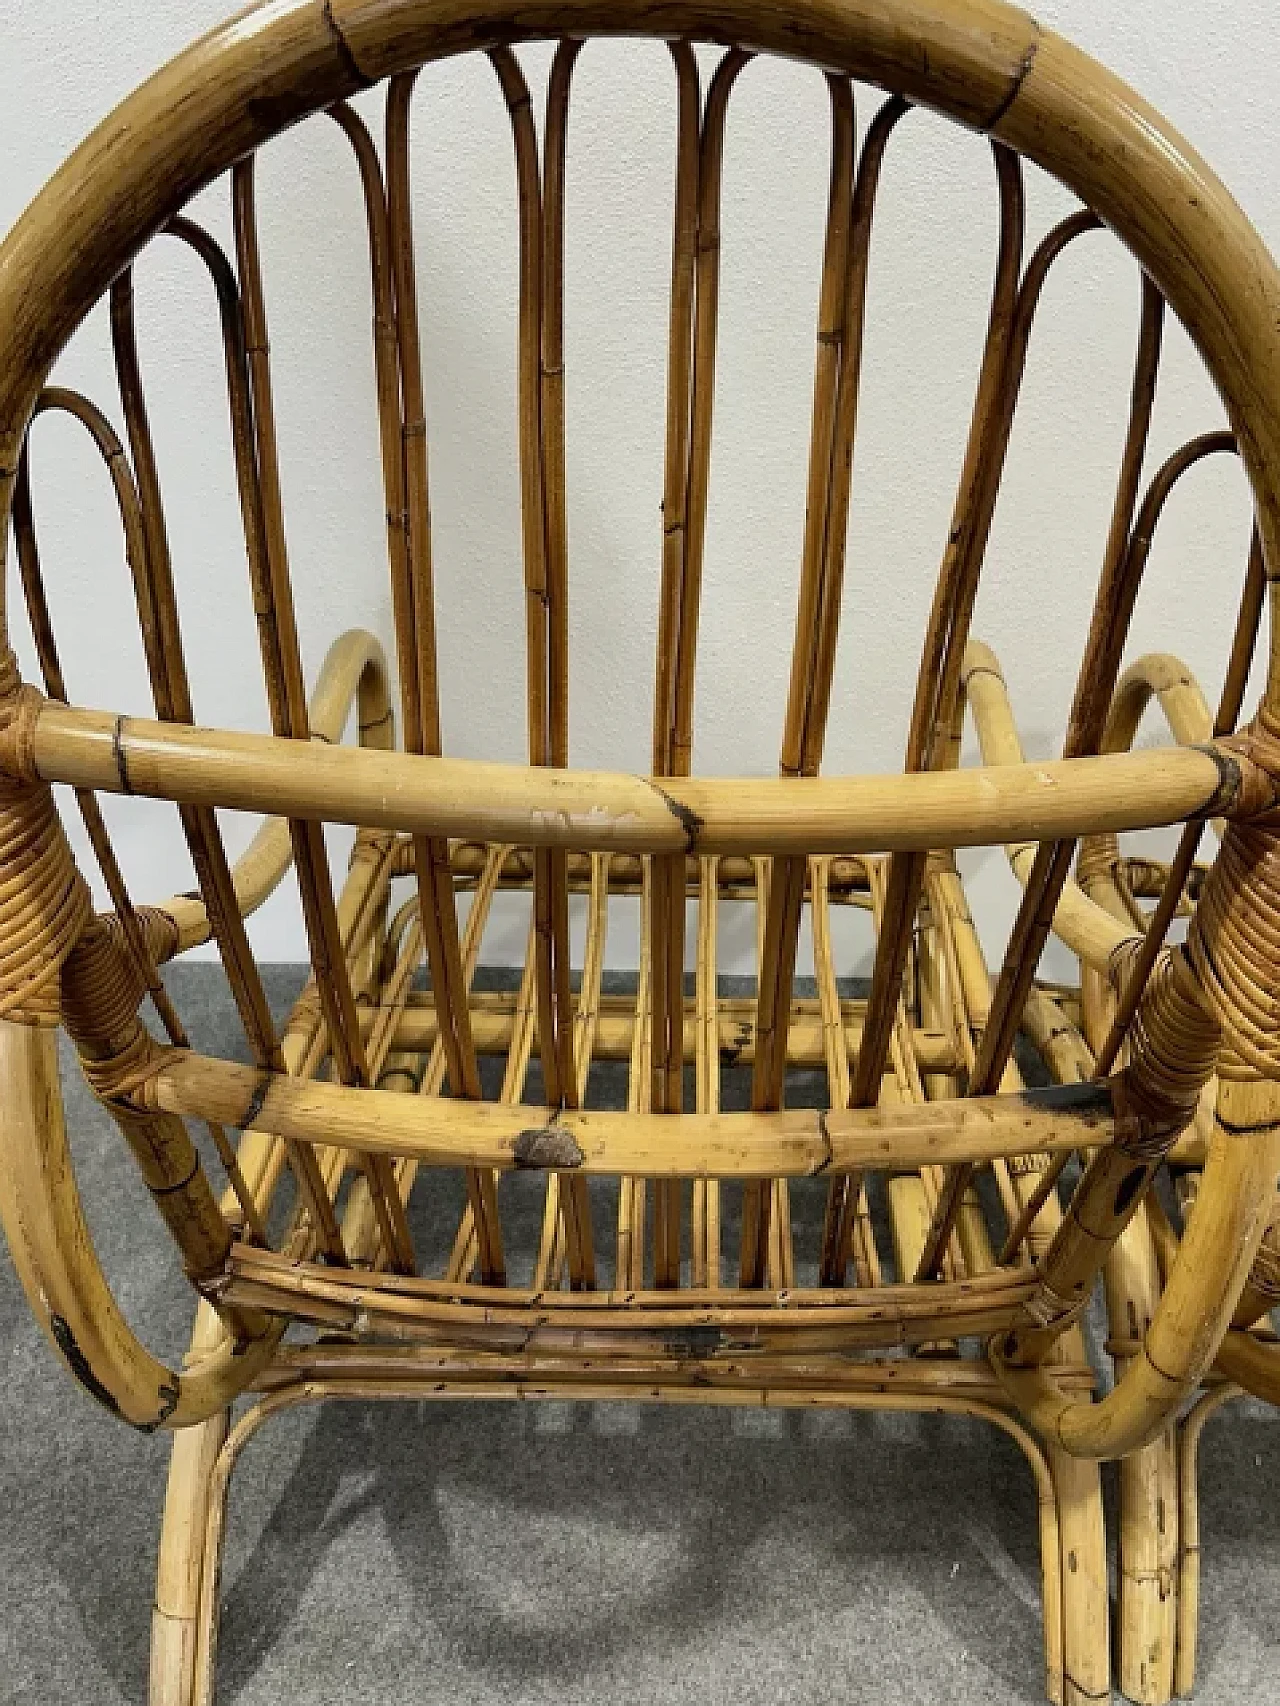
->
[0, 0, 1276, 701]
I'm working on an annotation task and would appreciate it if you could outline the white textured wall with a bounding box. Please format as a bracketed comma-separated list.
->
[0, 2, 1274, 979]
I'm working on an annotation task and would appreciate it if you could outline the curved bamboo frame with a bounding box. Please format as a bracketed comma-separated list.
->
[0, 626, 392, 1428]
[0, 1021, 282, 1430]
[1, 4, 1279, 1701]
[188, 1376, 1076, 1706]
[976, 633, 1277, 1700]
[2, 0, 1280, 690]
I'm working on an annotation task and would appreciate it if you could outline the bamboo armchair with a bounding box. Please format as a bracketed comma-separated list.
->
[1, 3, 1280, 1704]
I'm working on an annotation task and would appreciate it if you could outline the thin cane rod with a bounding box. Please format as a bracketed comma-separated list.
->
[404, 846, 510, 1286]
[382, 77, 508, 1278]
[646, 43, 704, 1242]
[541, 40, 588, 1159]
[229, 178, 418, 1268]
[1095, 456, 1259, 1078]
[666, 46, 751, 776]
[654, 48, 751, 1277]
[852, 146, 1028, 1131]
[178, 205, 414, 1273]
[13, 401, 268, 1244]
[918, 273, 1166, 1279]
[839, 148, 1028, 1285]
[109, 265, 345, 1261]
[487, 46, 577, 1122]
[652, 41, 702, 779]
[331, 98, 484, 1144]
[737, 74, 857, 1285]
[810, 93, 911, 1281]
[648, 44, 706, 1278]
[692, 854, 722, 1288]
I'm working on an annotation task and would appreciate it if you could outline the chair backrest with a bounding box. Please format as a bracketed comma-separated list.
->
[1, 0, 1280, 1449]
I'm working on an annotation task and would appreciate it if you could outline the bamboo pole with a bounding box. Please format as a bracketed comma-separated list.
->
[381, 990, 958, 1073]
[33, 702, 1234, 858]
[144, 1045, 1118, 1179]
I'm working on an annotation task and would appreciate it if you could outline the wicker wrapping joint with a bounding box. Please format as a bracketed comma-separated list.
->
[1076, 831, 1122, 893]
[1242, 1211, 1280, 1304]
[1115, 946, 1222, 1145]
[995, 724, 1280, 1458]
[998, 946, 1219, 1368]
[0, 656, 92, 1025]
[1193, 720, 1280, 1082]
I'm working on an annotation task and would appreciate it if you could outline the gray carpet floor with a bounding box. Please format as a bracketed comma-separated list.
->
[1, 965, 1277, 1704]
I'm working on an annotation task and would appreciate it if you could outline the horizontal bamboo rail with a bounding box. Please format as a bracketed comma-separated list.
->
[378, 991, 958, 1073]
[33, 701, 1235, 858]
[257, 1338, 1096, 1396]
[141, 1049, 1119, 1180]
[440, 843, 873, 900]
[222, 1242, 1043, 1352]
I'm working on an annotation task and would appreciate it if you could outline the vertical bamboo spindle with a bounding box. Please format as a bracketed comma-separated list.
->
[182, 201, 414, 1273]
[382, 79, 507, 1282]
[742, 75, 856, 1285]
[918, 272, 1164, 1278]
[110, 266, 345, 1263]
[846, 143, 1025, 1284]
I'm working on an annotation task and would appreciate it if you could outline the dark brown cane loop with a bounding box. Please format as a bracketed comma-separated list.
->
[0, 669, 93, 1026]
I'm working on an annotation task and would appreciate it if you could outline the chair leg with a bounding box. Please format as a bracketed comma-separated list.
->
[1049, 1444, 1111, 1706]
[1172, 1384, 1242, 1698]
[1116, 1430, 1178, 1704]
[150, 1305, 231, 1706]
[151, 1408, 230, 1706]
[1108, 1210, 1178, 1705]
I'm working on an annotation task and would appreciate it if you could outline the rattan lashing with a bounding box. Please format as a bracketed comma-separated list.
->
[0, 4, 1278, 1703]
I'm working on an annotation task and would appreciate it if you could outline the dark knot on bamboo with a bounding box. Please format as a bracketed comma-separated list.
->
[513, 1123, 584, 1170]
[0, 673, 93, 1026]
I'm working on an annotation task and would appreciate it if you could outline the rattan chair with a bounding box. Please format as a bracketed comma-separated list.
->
[1, 4, 1279, 1703]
